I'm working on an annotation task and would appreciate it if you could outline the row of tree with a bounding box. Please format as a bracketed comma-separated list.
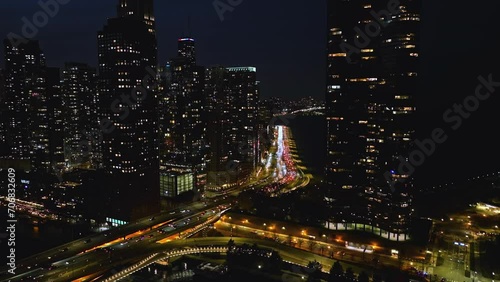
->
[225, 240, 419, 282]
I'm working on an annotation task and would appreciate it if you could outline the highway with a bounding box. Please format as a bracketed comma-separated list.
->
[214, 219, 403, 270]
[102, 237, 369, 281]
[261, 125, 310, 197]
[0, 203, 230, 282]
[0, 125, 310, 281]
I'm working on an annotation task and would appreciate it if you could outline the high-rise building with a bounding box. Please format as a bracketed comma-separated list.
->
[46, 67, 65, 171]
[62, 63, 98, 166]
[325, 0, 419, 241]
[225, 67, 259, 166]
[117, 0, 155, 33]
[0, 69, 6, 154]
[161, 37, 207, 193]
[177, 38, 196, 66]
[97, 0, 159, 222]
[205, 66, 259, 188]
[205, 66, 229, 185]
[3, 39, 50, 172]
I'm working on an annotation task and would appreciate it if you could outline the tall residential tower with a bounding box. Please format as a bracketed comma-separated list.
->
[325, 0, 420, 241]
[161, 37, 207, 194]
[3, 39, 50, 172]
[97, 0, 159, 222]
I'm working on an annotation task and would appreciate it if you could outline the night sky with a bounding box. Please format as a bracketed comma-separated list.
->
[1, 0, 500, 183]
[0, 0, 326, 100]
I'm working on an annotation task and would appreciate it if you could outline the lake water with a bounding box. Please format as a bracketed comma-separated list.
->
[0, 206, 93, 261]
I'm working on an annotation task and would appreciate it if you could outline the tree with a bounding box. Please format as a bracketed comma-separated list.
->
[309, 241, 317, 251]
[307, 260, 323, 282]
[307, 260, 322, 270]
[298, 238, 304, 248]
[329, 261, 344, 281]
[236, 190, 255, 211]
[268, 251, 283, 273]
[358, 271, 369, 282]
[345, 267, 355, 281]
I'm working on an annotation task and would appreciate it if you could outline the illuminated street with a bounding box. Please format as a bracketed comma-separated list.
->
[1, 1, 499, 282]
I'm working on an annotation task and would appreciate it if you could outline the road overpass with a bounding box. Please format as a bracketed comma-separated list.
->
[0, 125, 310, 282]
[99, 237, 369, 282]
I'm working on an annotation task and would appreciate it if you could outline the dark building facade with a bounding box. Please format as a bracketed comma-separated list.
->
[177, 38, 196, 66]
[325, 0, 420, 241]
[97, 0, 160, 222]
[2, 39, 50, 173]
[46, 67, 65, 171]
[62, 63, 98, 166]
[225, 67, 259, 166]
[205, 67, 259, 189]
[161, 37, 207, 193]
[0, 69, 6, 154]
[117, 0, 155, 32]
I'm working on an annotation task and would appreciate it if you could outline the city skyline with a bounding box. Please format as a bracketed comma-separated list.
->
[0, 1, 499, 102]
[1, 1, 500, 182]
[0, 0, 326, 100]
[1, 1, 500, 281]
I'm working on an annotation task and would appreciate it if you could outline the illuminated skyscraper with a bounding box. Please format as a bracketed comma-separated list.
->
[46, 67, 65, 170]
[225, 67, 259, 164]
[205, 66, 259, 188]
[62, 63, 98, 165]
[0, 69, 5, 153]
[162, 37, 207, 192]
[325, 0, 420, 241]
[97, 0, 159, 222]
[3, 39, 50, 172]
[177, 37, 196, 66]
[117, 0, 155, 33]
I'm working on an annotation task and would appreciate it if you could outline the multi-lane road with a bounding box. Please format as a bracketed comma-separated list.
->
[262, 125, 310, 196]
[0, 202, 230, 282]
[0, 125, 311, 281]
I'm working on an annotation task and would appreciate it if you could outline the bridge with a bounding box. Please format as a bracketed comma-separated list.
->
[98, 237, 344, 282]
[272, 106, 325, 116]
[289, 106, 325, 115]
[100, 246, 228, 281]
